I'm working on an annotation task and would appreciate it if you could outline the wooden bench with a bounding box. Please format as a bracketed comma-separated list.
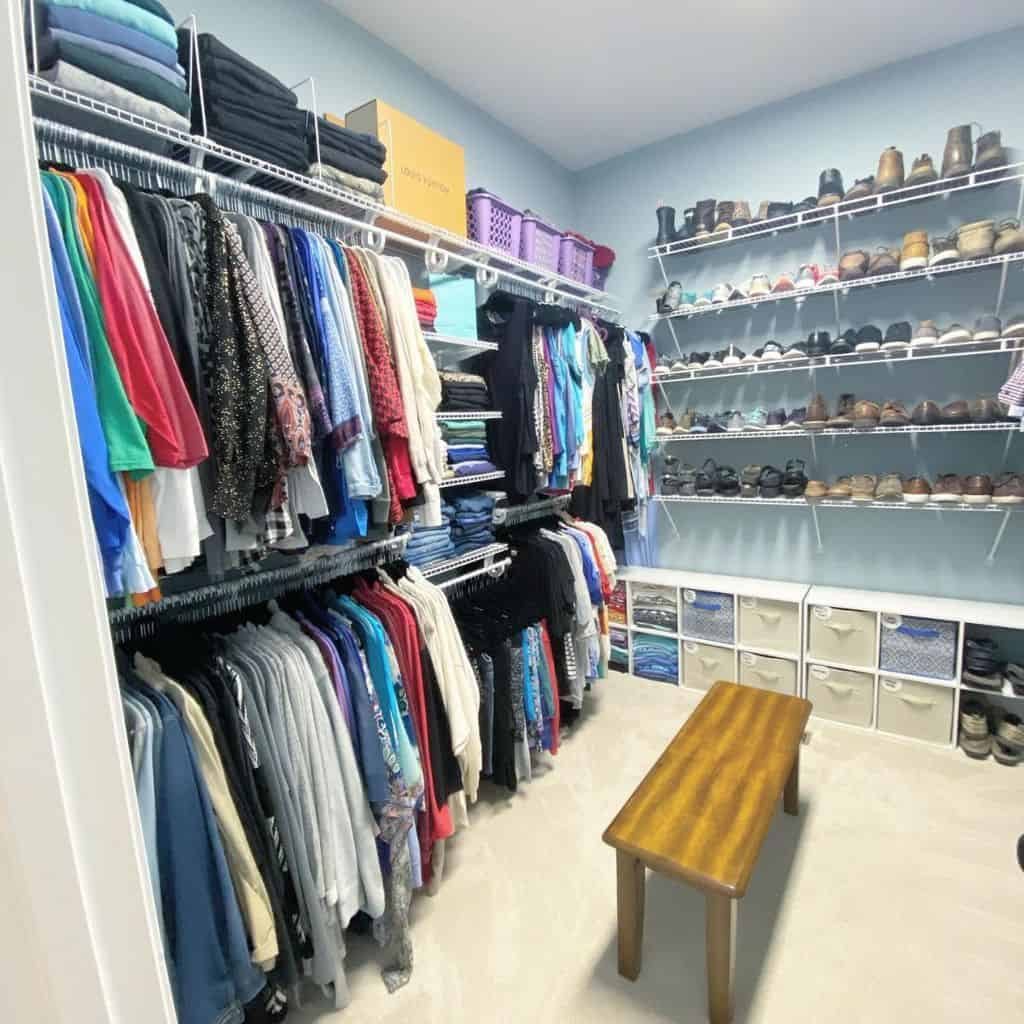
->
[602, 680, 811, 1023]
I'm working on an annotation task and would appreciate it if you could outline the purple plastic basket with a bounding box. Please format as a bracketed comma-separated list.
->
[466, 190, 522, 255]
[520, 213, 561, 270]
[558, 235, 596, 284]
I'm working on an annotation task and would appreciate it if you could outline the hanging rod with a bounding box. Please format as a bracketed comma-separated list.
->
[28, 84, 620, 316]
[437, 557, 511, 591]
[493, 494, 571, 527]
[108, 535, 407, 641]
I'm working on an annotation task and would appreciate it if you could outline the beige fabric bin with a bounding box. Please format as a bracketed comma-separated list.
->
[877, 677, 954, 745]
[683, 641, 733, 692]
[738, 652, 797, 695]
[738, 597, 801, 655]
[808, 606, 877, 668]
[806, 664, 874, 726]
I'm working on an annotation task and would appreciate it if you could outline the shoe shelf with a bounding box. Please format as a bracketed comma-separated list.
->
[649, 161, 1024, 260]
[658, 421, 1018, 442]
[630, 623, 680, 640]
[420, 542, 510, 580]
[30, 79, 619, 314]
[424, 333, 499, 355]
[961, 678, 1024, 699]
[652, 337, 1024, 384]
[649, 251, 1024, 323]
[435, 410, 503, 421]
[654, 495, 1007, 511]
[438, 470, 505, 489]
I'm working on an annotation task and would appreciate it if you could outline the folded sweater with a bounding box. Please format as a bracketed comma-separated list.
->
[47, 26, 185, 89]
[47, 0, 177, 50]
[306, 114, 386, 165]
[37, 2, 180, 68]
[189, 31, 296, 106]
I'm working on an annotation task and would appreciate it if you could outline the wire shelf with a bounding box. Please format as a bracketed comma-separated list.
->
[650, 252, 1024, 323]
[423, 332, 499, 353]
[493, 494, 572, 526]
[420, 542, 510, 579]
[649, 162, 1024, 260]
[658, 422, 1019, 442]
[439, 471, 506, 489]
[654, 495, 1006, 511]
[436, 411, 502, 421]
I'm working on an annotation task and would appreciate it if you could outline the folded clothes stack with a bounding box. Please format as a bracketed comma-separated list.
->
[632, 634, 678, 683]
[413, 287, 437, 330]
[449, 491, 496, 555]
[33, 0, 189, 131]
[440, 370, 491, 411]
[402, 503, 456, 567]
[305, 114, 387, 196]
[439, 417, 487, 445]
[177, 30, 304, 171]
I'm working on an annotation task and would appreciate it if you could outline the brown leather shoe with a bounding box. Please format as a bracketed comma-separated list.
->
[963, 474, 993, 504]
[851, 474, 878, 501]
[838, 249, 869, 281]
[905, 154, 938, 186]
[957, 219, 996, 259]
[912, 400, 943, 425]
[942, 124, 973, 179]
[875, 147, 905, 192]
[879, 401, 910, 427]
[805, 394, 829, 429]
[975, 130, 1007, 172]
[867, 248, 900, 276]
[970, 397, 1005, 422]
[853, 399, 881, 428]
[941, 400, 971, 422]
[932, 474, 964, 502]
[993, 472, 1024, 505]
[805, 480, 828, 501]
[828, 393, 856, 428]
[900, 231, 929, 270]
[827, 476, 853, 499]
[903, 476, 932, 504]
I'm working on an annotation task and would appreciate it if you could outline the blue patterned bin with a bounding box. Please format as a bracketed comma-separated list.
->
[879, 614, 957, 680]
[682, 589, 735, 644]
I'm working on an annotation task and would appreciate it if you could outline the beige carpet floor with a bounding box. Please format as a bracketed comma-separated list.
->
[291, 671, 1024, 1023]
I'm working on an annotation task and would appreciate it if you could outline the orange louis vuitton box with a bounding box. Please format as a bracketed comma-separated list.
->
[341, 99, 466, 238]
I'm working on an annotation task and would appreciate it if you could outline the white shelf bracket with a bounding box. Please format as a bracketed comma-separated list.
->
[362, 226, 386, 253]
[985, 509, 1013, 564]
[665, 317, 685, 361]
[425, 248, 449, 273]
[808, 431, 818, 470]
[810, 503, 824, 554]
[656, 498, 683, 543]
[475, 266, 499, 288]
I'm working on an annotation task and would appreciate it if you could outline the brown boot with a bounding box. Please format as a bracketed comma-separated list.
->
[875, 147, 905, 193]
[942, 124, 973, 178]
[975, 130, 1007, 172]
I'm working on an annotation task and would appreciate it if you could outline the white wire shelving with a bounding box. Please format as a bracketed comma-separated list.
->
[648, 161, 1024, 261]
[493, 493, 572, 527]
[436, 410, 502, 421]
[438, 470, 505, 489]
[649, 251, 1024, 323]
[423, 332, 498, 355]
[420, 542, 510, 580]
[651, 336, 1024, 384]
[653, 494, 1006, 511]
[28, 77, 620, 315]
[657, 421, 1019, 443]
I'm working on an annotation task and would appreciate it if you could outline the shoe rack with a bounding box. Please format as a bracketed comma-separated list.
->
[613, 567, 1024, 752]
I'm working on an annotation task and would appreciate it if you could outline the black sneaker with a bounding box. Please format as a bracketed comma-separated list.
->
[707, 349, 730, 368]
[741, 464, 762, 497]
[759, 465, 784, 499]
[830, 329, 856, 354]
[706, 413, 730, 434]
[689, 413, 710, 433]
[783, 340, 809, 360]
[761, 339, 785, 360]
[807, 331, 831, 357]
[695, 459, 717, 496]
[784, 407, 807, 429]
[688, 351, 709, 368]
[782, 458, 808, 497]
[723, 345, 745, 366]
[678, 464, 698, 496]
[661, 473, 682, 495]
[766, 408, 788, 429]
[716, 464, 741, 496]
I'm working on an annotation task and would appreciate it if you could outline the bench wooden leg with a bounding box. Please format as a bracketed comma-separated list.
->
[784, 747, 800, 816]
[616, 850, 645, 980]
[706, 892, 736, 1024]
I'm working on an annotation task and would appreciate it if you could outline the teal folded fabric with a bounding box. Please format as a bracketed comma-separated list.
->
[124, 0, 173, 25]
[41, 34, 188, 116]
[47, 0, 178, 50]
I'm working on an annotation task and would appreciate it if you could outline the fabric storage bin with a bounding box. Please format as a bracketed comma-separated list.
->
[682, 589, 734, 644]
[739, 652, 797, 695]
[683, 640, 733, 692]
[520, 213, 561, 270]
[631, 582, 678, 634]
[806, 665, 874, 727]
[632, 632, 678, 685]
[610, 626, 629, 670]
[466, 190, 522, 255]
[738, 596, 800, 655]
[878, 614, 958, 681]
[877, 677, 954, 745]
[807, 605, 876, 668]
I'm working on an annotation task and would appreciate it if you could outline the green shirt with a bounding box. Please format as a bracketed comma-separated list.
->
[43, 173, 154, 475]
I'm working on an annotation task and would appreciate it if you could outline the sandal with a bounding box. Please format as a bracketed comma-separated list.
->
[782, 458, 808, 498]
[758, 465, 784, 499]
[715, 463, 740, 497]
[695, 458, 717, 497]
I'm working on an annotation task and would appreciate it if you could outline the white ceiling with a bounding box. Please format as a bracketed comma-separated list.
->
[327, 0, 1022, 170]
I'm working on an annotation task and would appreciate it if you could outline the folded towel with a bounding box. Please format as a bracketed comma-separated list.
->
[47, 0, 177, 49]
[39, 59, 189, 130]
[37, 2, 180, 69]
[46, 26, 185, 89]
[37, 33, 189, 116]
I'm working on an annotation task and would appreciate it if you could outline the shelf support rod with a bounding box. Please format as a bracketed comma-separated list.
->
[654, 250, 671, 289]
[665, 317, 685, 361]
[985, 509, 1013, 564]
[656, 497, 682, 543]
[809, 503, 824, 554]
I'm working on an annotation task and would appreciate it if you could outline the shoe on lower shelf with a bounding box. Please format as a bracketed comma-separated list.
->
[939, 323, 972, 344]
[827, 393, 856, 428]
[903, 476, 932, 503]
[853, 399, 881, 428]
[1004, 313, 1024, 338]
[992, 472, 1024, 504]
[959, 700, 992, 758]
[963, 473, 993, 504]
[855, 325, 883, 352]
[745, 408, 769, 430]
[805, 479, 828, 501]
[973, 315, 1002, 341]
[911, 320, 940, 348]
[932, 474, 964, 502]
[781, 459, 808, 498]
[875, 473, 904, 501]
[827, 476, 853, 499]
[758, 465, 784, 499]
[850, 474, 877, 501]
[879, 401, 911, 427]
[805, 394, 829, 430]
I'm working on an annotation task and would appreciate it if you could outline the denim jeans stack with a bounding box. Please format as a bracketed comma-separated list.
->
[402, 503, 456, 567]
[449, 491, 496, 555]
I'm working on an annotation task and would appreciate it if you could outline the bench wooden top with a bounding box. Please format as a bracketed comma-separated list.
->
[603, 681, 811, 898]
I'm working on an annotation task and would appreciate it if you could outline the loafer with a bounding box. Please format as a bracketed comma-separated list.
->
[932, 474, 964, 502]
[903, 476, 933, 504]
[805, 479, 828, 501]
[853, 399, 881, 428]
[805, 394, 830, 430]
[827, 476, 853, 499]
[970, 396, 1005, 422]
[911, 320, 940, 348]
[855, 325, 882, 352]
[973, 315, 1002, 341]
[758, 465, 784, 499]
[850, 474, 878, 501]
[911, 400, 942, 426]
[941, 400, 971, 422]
[929, 233, 961, 267]
[772, 272, 796, 292]
[939, 323, 971, 344]
[875, 473, 904, 501]
[828, 394, 856, 428]
[881, 321, 912, 350]
[867, 247, 900, 276]
[993, 218, 1024, 256]
[992, 472, 1024, 505]
[963, 473, 993, 504]
[879, 401, 911, 427]
[838, 249, 869, 281]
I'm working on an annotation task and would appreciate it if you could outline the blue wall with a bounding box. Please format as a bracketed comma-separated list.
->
[188, 0, 578, 227]
[575, 29, 1024, 602]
